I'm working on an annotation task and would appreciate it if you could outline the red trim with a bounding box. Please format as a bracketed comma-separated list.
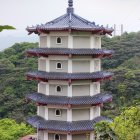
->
[26, 51, 113, 59]
[27, 28, 113, 35]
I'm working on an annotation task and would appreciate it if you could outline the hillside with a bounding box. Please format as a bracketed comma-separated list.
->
[0, 42, 38, 122]
[0, 32, 140, 121]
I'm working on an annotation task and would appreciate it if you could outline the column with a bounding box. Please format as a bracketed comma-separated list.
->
[90, 83, 94, 96]
[90, 59, 94, 73]
[68, 59, 72, 73]
[44, 131, 48, 140]
[68, 85, 72, 97]
[93, 82, 100, 95]
[67, 109, 72, 122]
[99, 37, 101, 49]
[67, 134, 72, 140]
[38, 83, 40, 92]
[93, 106, 101, 118]
[45, 106, 48, 120]
[68, 35, 73, 48]
[90, 106, 94, 120]
[90, 35, 94, 49]
[46, 83, 49, 95]
[46, 59, 50, 72]
[47, 34, 50, 48]
[37, 106, 39, 116]
[90, 132, 95, 140]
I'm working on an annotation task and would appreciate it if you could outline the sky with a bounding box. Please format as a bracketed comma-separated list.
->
[0, 0, 140, 50]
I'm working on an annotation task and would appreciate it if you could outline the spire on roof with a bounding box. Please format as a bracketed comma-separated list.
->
[68, 0, 73, 7]
[67, 0, 74, 14]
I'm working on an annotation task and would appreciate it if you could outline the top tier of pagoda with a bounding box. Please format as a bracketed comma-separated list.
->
[26, 0, 113, 35]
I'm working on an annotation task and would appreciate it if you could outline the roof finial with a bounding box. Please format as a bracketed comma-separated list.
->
[68, 0, 73, 7]
[67, 0, 74, 13]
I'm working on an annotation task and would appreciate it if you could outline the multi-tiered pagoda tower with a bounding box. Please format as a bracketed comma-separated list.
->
[26, 0, 114, 140]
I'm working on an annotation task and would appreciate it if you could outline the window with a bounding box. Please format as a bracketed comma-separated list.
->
[56, 85, 62, 92]
[56, 62, 62, 69]
[56, 37, 62, 44]
[55, 109, 61, 116]
[54, 134, 60, 140]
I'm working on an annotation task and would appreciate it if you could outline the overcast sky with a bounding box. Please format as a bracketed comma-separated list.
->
[0, 0, 140, 50]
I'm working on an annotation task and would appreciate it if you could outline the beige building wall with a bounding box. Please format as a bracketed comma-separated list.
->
[38, 131, 44, 140]
[93, 82, 100, 95]
[50, 60, 68, 72]
[49, 84, 68, 96]
[72, 85, 90, 96]
[73, 36, 90, 48]
[72, 56, 92, 59]
[93, 106, 100, 118]
[38, 106, 45, 118]
[48, 108, 67, 121]
[38, 82, 46, 94]
[72, 60, 90, 73]
[72, 108, 90, 121]
[38, 59, 46, 71]
[94, 59, 101, 72]
[40, 36, 47, 48]
[50, 36, 68, 48]
[94, 36, 101, 48]
[48, 134, 67, 140]
[72, 134, 90, 140]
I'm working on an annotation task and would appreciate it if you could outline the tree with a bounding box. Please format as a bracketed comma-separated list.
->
[94, 121, 117, 140]
[95, 107, 140, 140]
[0, 118, 34, 140]
[111, 107, 140, 140]
[0, 25, 15, 32]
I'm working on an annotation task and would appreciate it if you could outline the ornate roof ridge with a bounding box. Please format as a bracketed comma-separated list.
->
[26, 71, 113, 83]
[26, 92, 112, 106]
[26, 47, 114, 58]
[27, 115, 112, 132]
[26, 0, 114, 35]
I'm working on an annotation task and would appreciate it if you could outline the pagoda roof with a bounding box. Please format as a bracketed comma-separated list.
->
[27, 115, 111, 133]
[26, 92, 112, 106]
[26, 71, 113, 83]
[26, 1, 113, 35]
[26, 48, 113, 58]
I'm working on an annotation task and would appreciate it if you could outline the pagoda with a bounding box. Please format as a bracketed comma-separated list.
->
[25, 0, 114, 140]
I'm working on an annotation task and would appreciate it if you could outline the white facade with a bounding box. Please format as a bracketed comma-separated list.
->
[37, 32, 102, 140]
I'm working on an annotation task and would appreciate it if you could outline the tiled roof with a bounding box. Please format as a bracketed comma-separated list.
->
[26, 48, 113, 58]
[27, 115, 111, 132]
[26, 1, 113, 35]
[26, 92, 112, 106]
[26, 71, 113, 82]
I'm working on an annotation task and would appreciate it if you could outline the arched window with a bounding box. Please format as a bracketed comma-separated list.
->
[56, 62, 62, 69]
[55, 109, 61, 116]
[56, 37, 62, 44]
[54, 134, 60, 140]
[56, 85, 62, 92]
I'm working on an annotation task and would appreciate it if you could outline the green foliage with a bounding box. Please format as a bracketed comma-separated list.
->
[0, 42, 38, 121]
[111, 107, 140, 140]
[102, 32, 140, 116]
[0, 118, 34, 140]
[0, 31, 140, 124]
[95, 107, 140, 140]
[94, 121, 117, 140]
[102, 32, 140, 69]
[0, 25, 15, 32]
